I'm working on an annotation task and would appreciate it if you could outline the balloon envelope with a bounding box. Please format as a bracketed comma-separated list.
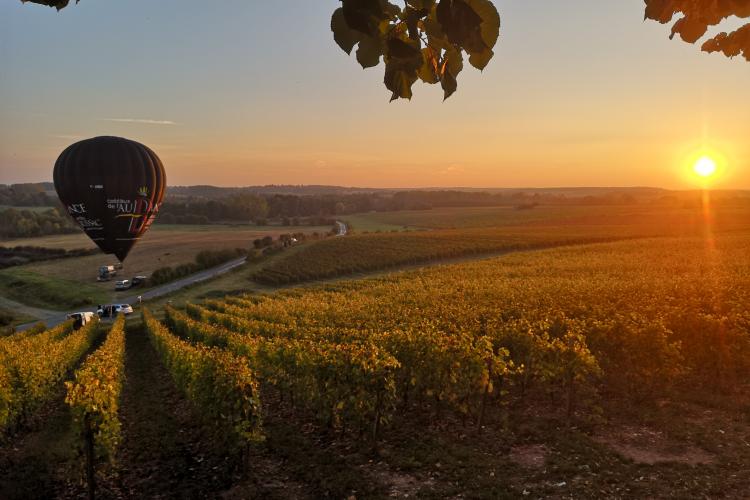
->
[53, 136, 166, 261]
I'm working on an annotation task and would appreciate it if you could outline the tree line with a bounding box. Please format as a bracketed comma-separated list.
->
[157, 189, 654, 225]
[0, 207, 78, 239]
[0, 183, 56, 207]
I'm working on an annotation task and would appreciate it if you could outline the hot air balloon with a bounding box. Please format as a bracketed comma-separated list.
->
[53, 136, 166, 261]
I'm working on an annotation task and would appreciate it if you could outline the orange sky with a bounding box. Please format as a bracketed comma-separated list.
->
[2, 1, 749, 189]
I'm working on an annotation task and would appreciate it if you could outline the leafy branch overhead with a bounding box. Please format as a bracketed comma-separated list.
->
[643, 0, 750, 60]
[331, 0, 500, 101]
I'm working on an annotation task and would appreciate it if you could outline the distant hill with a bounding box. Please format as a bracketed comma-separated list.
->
[166, 185, 678, 200]
[166, 184, 392, 198]
[4, 182, 748, 205]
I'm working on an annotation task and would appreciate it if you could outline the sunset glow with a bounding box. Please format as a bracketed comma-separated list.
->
[693, 156, 717, 178]
[1, 1, 749, 188]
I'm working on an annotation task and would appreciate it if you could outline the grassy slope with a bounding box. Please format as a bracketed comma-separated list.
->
[0, 268, 108, 311]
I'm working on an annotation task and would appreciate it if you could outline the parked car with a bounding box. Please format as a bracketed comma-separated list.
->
[131, 275, 148, 287]
[115, 279, 131, 291]
[66, 311, 96, 329]
[115, 304, 134, 315]
[97, 303, 134, 318]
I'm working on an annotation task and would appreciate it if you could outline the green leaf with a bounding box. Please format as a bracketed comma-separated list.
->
[384, 37, 423, 100]
[465, 0, 500, 49]
[403, 6, 429, 41]
[468, 46, 493, 70]
[331, 8, 362, 55]
[417, 48, 439, 83]
[441, 45, 463, 100]
[436, 0, 486, 53]
[443, 44, 464, 77]
[342, 0, 399, 38]
[357, 35, 383, 68]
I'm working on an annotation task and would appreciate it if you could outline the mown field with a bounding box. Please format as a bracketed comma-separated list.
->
[2, 225, 749, 498]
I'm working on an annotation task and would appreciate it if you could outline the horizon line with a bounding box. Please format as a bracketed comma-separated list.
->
[3, 181, 750, 193]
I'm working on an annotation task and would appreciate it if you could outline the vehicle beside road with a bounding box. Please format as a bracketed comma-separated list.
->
[115, 279, 131, 291]
[97, 264, 120, 281]
[15, 255, 247, 332]
[131, 275, 147, 287]
[66, 311, 96, 329]
[97, 304, 134, 318]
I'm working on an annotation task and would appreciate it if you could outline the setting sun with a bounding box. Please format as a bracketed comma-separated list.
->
[693, 156, 718, 178]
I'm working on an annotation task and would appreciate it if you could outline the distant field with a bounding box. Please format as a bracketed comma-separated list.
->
[0, 205, 54, 213]
[344, 203, 750, 231]
[0, 224, 331, 310]
[0, 223, 332, 250]
[256, 203, 750, 284]
[344, 205, 600, 230]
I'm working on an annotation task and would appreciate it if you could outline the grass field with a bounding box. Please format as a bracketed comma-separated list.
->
[0, 205, 54, 213]
[0, 268, 109, 311]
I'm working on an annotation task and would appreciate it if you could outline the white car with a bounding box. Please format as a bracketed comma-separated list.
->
[115, 279, 131, 291]
[114, 304, 134, 315]
[97, 303, 134, 317]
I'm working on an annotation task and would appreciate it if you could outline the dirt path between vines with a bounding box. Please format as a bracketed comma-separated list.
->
[109, 321, 313, 499]
[0, 385, 78, 499]
[103, 321, 236, 497]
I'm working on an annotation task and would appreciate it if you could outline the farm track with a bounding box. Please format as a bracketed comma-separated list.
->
[111, 321, 315, 499]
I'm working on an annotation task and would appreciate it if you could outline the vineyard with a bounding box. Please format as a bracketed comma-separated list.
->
[1, 232, 750, 497]
[252, 203, 750, 285]
[195, 235, 750, 427]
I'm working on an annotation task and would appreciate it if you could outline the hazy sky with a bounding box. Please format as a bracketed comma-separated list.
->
[2, 1, 749, 188]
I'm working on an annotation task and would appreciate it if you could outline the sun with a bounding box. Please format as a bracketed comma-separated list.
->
[693, 156, 717, 178]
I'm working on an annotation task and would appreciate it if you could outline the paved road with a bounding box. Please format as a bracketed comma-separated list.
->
[15, 256, 247, 331]
[14, 225, 347, 332]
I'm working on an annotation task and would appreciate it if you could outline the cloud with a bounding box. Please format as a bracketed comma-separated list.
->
[99, 118, 177, 125]
[439, 163, 465, 175]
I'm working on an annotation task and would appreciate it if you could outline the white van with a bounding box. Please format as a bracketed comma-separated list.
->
[67, 311, 96, 329]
